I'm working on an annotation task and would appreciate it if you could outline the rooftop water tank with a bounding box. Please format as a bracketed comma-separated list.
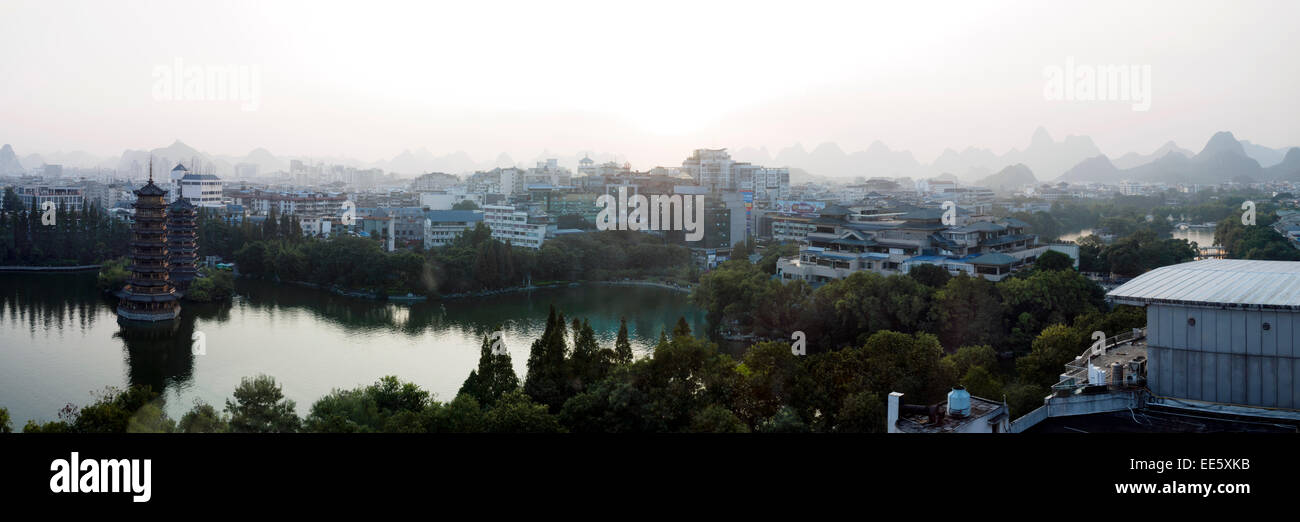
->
[947, 386, 971, 417]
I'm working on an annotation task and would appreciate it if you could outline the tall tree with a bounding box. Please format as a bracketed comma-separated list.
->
[614, 317, 633, 365]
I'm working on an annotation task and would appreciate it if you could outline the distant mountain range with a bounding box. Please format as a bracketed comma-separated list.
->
[976, 164, 1037, 192]
[0, 144, 24, 175]
[4, 128, 1297, 184]
[0, 141, 628, 179]
[745, 127, 1296, 186]
[1058, 131, 1300, 185]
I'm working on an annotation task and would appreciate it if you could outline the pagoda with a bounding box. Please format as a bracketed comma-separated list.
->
[117, 164, 181, 322]
[167, 196, 199, 290]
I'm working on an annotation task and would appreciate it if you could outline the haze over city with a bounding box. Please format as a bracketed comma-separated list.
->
[2, 0, 1298, 169]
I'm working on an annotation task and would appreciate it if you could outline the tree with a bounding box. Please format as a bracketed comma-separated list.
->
[459, 330, 520, 408]
[756, 406, 809, 433]
[72, 386, 159, 433]
[225, 375, 301, 433]
[1017, 324, 1087, 388]
[425, 395, 485, 433]
[178, 401, 229, 433]
[1035, 250, 1074, 271]
[0, 407, 11, 433]
[126, 403, 176, 433]
[483, 389, 565, 433]
[614, 317, 634, 365]
[452, 200, 480, 211]
[834, 392, 886, 433]
[688, 404, 749, 433]
[932, 274, 1004, 350]
[524, 306, 571, 411]
[907, 264, 952, 288]
[672, 316, 692, 338]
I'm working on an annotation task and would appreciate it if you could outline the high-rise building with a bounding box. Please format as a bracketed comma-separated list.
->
[117, 172, 181, 322]
[682, 149, 733, 192]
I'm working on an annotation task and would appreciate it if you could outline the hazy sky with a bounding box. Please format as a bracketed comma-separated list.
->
[1, 0, 1297, 166]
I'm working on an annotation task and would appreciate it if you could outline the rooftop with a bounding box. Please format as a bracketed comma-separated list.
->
[1108, 259, 1300, 310]
[894, 395, 1007, 433]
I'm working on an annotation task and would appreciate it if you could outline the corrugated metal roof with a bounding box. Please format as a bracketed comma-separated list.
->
[1107, 259, 1300, 310]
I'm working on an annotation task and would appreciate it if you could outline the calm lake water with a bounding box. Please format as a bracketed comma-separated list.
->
[0, 272, 706, 424]
[1060, 226, 1218, 247]
[1170, 225, 1217, 247]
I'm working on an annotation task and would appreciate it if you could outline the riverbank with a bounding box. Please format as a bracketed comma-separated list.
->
[236, 274, 693, 302]
[436, 279, 692, 300]
[0, 264, 102, 272]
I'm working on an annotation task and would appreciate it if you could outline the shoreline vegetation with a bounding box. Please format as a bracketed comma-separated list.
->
[0, 264, 102, 272]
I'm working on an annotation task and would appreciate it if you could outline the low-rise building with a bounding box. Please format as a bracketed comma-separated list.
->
[776, 205, 1079, 283]
[484, 204, 547, 249]
[16, 185, 84, 212]
[887, 387, 1011, 433]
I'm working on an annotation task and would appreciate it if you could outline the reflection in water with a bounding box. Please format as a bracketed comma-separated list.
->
[0, 272, 705, 423]
[114, 301, 233, 399]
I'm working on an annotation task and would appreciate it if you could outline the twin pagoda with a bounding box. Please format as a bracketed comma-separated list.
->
[115, 164, 199, 322]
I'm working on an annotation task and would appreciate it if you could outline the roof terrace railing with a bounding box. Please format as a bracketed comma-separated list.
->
[1052, 327, 1147, 391]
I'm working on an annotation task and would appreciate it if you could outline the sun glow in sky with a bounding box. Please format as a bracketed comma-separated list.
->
[1, 0, 1297, 166]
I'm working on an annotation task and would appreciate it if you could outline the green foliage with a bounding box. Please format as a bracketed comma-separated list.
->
[178, 401, 229, 433]
[524, 306, 572, 411]
[1034, 249, 1075, 271]
[225, 375, 300, 433]
[126, 403, 176, 433]
[756, 405, 810, 433]
[1216, 214, 1300, 261]
[834, 392, 886, 433]
[458, 331, 520, 408]
[483, 389, 565, 433]
[0, 198, 130, 266]
[959, 366, 1004, 402]
[235, 235, 430, 295]
[428, 227, 692, 295]
[303, 376, 430, 433]
[941, 345, 999, 382]
[72, 386, 160, 433]
[425, 394, 485, 433]
[1004, 382, 1049, 418]
[933, 274, 1004, 350]
[688, 404, 749, 433]
[1103, 230, 1197, 277]
[1017, 324, 1087, 388]
[999, 269, 1106, 354]
[757, 242, 799, 274]
[614, 317, 634, 365]
[96, 257, 130, 293]
[559, 333, 738, 432]
[0, 407, 11, 433]
[185, 267, 235, 302]
[451, 200, 480, 211]
[907, 263, 952, 288]
[24, 420, 73, 433]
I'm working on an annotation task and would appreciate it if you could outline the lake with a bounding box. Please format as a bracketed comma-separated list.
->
[0, 272, 707, 425]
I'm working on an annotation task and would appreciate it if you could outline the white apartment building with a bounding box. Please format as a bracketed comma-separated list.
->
[483, 204, 547, 249]
[15, 185, 84, 212]
[179, 173, 224, 207]
[426, 210, 484, 247]
[682, 148, 733, 192]
[734, 163, 790, 205]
